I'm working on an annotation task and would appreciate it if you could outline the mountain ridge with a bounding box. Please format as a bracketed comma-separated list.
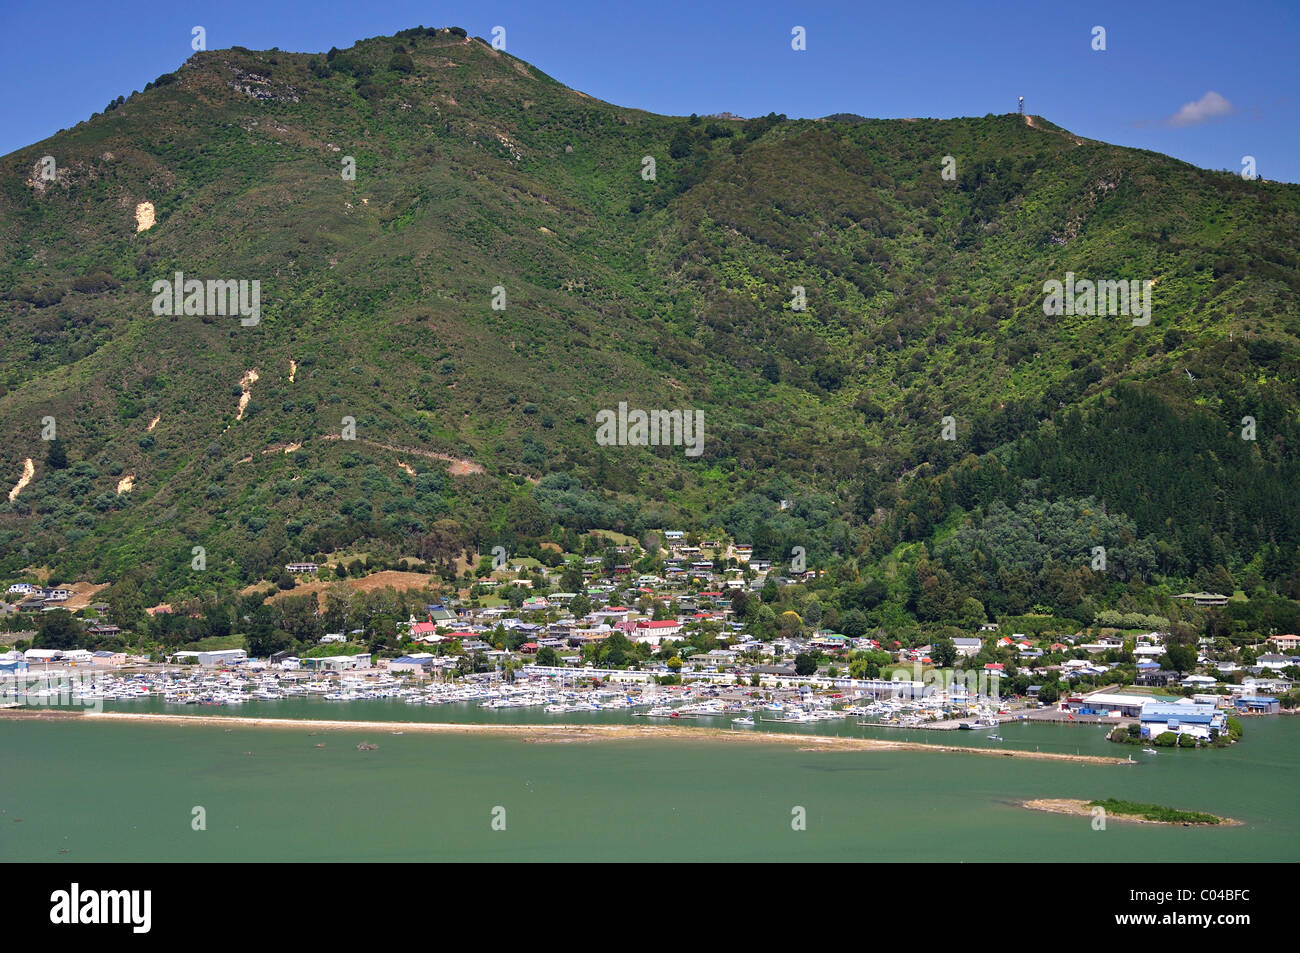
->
[1, 26, 1296, 616]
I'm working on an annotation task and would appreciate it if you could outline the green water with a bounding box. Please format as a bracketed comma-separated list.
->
[2, 713, 1296, 861]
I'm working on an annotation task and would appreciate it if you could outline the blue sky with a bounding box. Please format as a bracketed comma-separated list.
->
[2, 0, 1297, 181]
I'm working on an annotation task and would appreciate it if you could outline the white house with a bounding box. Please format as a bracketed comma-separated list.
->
[1256, 653, 1294, 672]
[1242, 676, 1292, 695]
[300, 653, 372, 672]
[630, 620, 682, 646]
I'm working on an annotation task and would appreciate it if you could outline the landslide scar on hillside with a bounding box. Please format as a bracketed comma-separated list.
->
[8, 458, 35, 501]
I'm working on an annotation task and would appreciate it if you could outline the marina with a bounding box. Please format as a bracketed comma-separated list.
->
[3, 666, 1034, 735]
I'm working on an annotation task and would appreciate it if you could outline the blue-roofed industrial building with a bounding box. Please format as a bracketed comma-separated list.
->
[1236, 696, 1280, 714]
[1139, 701, 1225, 740]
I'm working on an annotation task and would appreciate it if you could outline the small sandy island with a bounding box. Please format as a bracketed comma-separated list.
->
[2, 710, 1130, 764]
[1021, 798, 1240, 826]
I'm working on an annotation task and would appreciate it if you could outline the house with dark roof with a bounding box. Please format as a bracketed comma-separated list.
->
[1135, 668, 1175, 687]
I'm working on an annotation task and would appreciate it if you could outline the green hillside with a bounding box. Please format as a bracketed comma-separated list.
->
[1, 26, 1297, 621]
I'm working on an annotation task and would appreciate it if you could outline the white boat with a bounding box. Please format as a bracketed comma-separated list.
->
[1142, 747, 1158, 755]
[731, 716, 755, 727]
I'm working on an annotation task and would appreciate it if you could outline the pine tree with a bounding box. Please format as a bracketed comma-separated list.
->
[45, 438, 67, 469]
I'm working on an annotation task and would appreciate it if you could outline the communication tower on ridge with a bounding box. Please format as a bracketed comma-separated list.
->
[1018, 96, 1024, 116]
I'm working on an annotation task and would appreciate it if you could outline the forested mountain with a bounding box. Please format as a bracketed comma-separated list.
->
[1, 26, 1297, 628]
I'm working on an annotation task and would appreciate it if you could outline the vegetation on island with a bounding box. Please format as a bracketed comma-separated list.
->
[1086, 798, 1226, 825]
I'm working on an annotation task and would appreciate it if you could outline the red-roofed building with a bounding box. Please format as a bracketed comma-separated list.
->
[637, 620, 682, 634]
[411, 621, 440, 641]
[630, 619, 683, 645]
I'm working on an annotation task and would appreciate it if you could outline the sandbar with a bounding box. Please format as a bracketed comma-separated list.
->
[0, 709, 1134, 764]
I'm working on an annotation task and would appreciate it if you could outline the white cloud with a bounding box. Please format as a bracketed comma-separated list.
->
[1164, 91, 1234, 127]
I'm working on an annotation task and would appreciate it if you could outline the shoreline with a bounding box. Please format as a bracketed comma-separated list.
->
[1020, 798, 1241, 826]
[2, 709, 1132, 764]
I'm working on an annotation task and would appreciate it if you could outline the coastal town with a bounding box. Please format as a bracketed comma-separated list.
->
[2, 0, 1298, 889]
[3, 531, 1294, 747]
